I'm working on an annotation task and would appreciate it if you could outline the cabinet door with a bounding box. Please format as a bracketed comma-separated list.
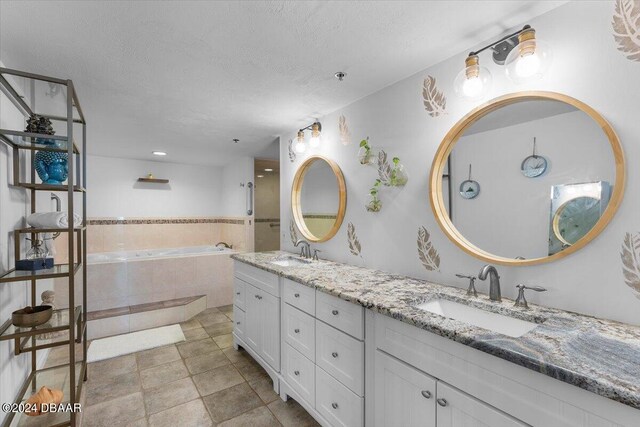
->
[436, 382, 527, 427]
[244, 283, 261, 352]
[259, 290, 281, 370]
[375, 350, 436, 427]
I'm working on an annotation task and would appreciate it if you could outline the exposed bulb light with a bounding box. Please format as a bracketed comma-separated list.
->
[505, 27, 552, 84]
[257, 175, 264, 178]
[309, 122, 321, 148]
[264, 168, 273, 172]
[152, 151, 167, 156]
[454, 54, 492, 100]
[295, 130, 306, 153]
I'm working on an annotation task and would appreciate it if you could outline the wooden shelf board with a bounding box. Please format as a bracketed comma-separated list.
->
[138, 177, 169, 184]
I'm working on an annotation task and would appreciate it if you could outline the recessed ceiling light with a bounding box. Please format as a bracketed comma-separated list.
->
[257, 175, 264, 178]
[264, 168, 273, 172]
[152, 151, 167, 156]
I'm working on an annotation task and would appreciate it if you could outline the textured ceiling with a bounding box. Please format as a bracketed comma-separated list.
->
[0, 1, 564, 166]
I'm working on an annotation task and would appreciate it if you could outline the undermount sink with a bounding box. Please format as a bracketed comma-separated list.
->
[270, 256, 312, 267]
[415, 299, 539, 338]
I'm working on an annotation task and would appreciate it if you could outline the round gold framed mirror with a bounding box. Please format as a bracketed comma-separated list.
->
[429, 91, 625, 266]
[292, 156, 347, 242]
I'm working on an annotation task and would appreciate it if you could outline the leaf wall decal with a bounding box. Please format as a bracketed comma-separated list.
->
[422, 75, 447, 118]
[288, 139, 296, 163]
[347, 222, 362, 256]
[290, 220, 299, 246]
[612, 0, 640, 62]
[621, 232, 640, 298]
[417, 226, 441, 271]
[338, 115, 351, 145]
[377, 150, 392, 185]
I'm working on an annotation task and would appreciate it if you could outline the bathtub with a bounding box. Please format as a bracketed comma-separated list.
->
[58, 245, 237, 315]
[87, 245, 233, 264]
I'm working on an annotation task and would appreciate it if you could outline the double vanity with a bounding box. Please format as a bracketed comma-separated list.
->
[232, 251, 640, 427]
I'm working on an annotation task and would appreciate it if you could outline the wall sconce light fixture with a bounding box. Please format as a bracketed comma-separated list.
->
[295, 121, 322, 152]
[454, 25, 552, 99]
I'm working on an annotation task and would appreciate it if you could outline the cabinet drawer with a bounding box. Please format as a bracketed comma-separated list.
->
[283, 303, 315, 361]
[283, 279, 315, 315]
[316, 366, 363, 427]
[283, 344, 315, 406]
[234, 277, 246, 310]
[233, 307, 245, 340]
[316, 320, 364, 396]
[316, 291, 364, 340]
[235, 261, 280, 297]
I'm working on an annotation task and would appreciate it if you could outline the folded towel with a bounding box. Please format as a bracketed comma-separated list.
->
[27, 212, 82, 229]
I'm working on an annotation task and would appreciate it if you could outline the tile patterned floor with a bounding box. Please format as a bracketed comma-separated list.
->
[78, 305, 320, 427]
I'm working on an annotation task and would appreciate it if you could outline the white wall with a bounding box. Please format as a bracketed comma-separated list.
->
[221, 156, 254, 217]
[451, 109, 615, 259]
[280, 1, 640, 326]
[87, 155, 224, 218]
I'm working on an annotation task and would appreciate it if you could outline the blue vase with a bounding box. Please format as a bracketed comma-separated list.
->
[34, 139, 68, 185]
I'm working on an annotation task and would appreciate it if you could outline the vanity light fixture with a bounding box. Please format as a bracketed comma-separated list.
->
[454, 25, 552, 98]
[152, 151, 167, 156]
[296, 121, 323, 151]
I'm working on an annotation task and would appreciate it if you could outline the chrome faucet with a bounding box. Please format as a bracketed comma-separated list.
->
[294, 239, 311, 259]
[478, 264, 501, 302]
[215, 241, 233, 249]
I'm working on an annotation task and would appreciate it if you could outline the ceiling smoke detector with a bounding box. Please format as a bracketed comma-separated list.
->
[334, 71, 346, 81]
[233, 138, 239, 144]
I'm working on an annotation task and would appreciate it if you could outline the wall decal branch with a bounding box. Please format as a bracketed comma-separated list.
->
[288, 139, 296, 163]
[347, 222, 362, 257]
[621, 232, 640, 298]
[290, 219, 299, 245]
[612, 0, 640, 62]
[422, 76, 447, 117]
[417, 226, 441, 272]
[338, 115, 351, 145]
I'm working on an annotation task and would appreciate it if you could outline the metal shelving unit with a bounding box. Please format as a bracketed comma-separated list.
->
[0, 67, 87, 427]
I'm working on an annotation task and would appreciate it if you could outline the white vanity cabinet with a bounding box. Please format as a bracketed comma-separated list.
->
[233, 262, 281, 384]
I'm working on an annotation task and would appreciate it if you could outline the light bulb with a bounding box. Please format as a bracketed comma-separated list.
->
[295, 130, 306, 153]
[309, 122, 321, 148]
[515, 53, 540, 78]
[505, 27, 552, 84]
[454, 54, 492, 100]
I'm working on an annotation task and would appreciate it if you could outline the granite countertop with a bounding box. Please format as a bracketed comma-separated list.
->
[232, 251, 640, 410]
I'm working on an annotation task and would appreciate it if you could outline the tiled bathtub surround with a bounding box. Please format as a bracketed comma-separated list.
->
[52, 217, 253, 260]
[232, 251, 640, 410]
[55, 250, 234, 312]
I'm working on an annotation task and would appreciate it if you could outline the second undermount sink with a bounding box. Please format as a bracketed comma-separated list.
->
[415, 299, 539, 338]
[270, 256, 312, 267]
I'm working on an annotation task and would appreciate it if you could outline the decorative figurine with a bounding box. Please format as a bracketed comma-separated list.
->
[41, 290, 56, 311]
[27, 114, 68, 185]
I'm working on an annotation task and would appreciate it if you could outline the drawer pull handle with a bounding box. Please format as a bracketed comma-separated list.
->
[294, 328, 300, 333]
[294, 370, 300, 376]
[294, 293, 300, 298]
[331, 402, 338, 409]
[236, 322, 241, 325]
[331, 310, 339, 315]
[255, 295, 259, 298]
[236, 292, 240, 295]
[437, 398, 448, 407]
[421, 390, 431, 399]
[331, 352, 338, 358]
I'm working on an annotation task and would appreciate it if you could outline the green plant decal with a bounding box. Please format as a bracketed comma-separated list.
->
[366, 179, 382, 212]
[359, 137, 373, 165]
[390, 156, 408, 186]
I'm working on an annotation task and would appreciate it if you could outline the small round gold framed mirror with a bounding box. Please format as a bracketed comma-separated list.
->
[429, 91, 625, 266]
[292, 156, 347, 242]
